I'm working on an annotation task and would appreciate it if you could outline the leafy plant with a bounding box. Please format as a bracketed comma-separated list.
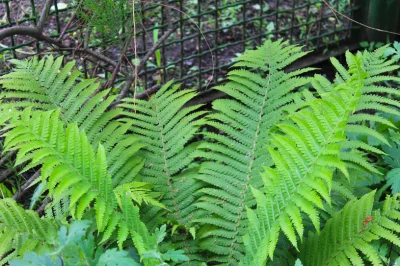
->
[1, 40, 400, 266]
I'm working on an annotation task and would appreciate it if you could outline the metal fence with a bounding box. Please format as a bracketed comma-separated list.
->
[0, 0, 360, 91]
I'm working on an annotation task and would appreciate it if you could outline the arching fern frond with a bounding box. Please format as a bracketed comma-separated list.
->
[0, 56, 117, 137]
[119, 80, 206, 260]
[241, 58, 368, 265]
[3, 109, 117, 232]
[313, 48, 400, 175]
[1, 109, 156, 250]
[0, 198, 59, 265]
[194, 39, 315, 264]
[0, 55, 144, 188]
[300, 191, 400, 266]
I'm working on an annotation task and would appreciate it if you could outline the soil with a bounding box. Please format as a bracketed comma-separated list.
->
[0, 0, 356, 91]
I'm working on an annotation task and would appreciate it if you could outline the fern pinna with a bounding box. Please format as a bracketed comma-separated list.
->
[0, 56, 144, 188]
[300, 191, 400, 265]
[193, 40, 315, 264]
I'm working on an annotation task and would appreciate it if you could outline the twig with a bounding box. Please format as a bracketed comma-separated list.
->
[112, 2, 176, 105]
[113, 77, 134, 105]
[132, 1, 138, 102]
[0, 151, 16, 167]
[136, 84, 161, 99]
[0, 169, 14, 183]
[111, 83, 161, 109]
[137, 26, 175, 71]
[0, 26, 64, 45]
[37, 0, 54, 31]
[12, 170, 40, 201]
[37, 197, 52, 215]
[107, 29, 136, 89]
[58, 0, 84, 41]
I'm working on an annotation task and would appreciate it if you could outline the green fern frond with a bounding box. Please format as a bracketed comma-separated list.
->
[0, 198, 59, 265]
[300, 191, 400, 266]
[0, 56, 144, 188]
[119, 80, 206, 260]
[241, 62, 367, 265]
[193, 39, 315, 264]
[3, 109, 116, 231]
[1, 108, 159, 250]
[314, 49, 400, 175]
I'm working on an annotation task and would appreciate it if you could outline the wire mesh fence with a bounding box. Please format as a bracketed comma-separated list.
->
[0, 0, 360, 91]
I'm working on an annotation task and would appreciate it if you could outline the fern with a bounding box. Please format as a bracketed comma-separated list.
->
[241, 56, 368, 265]
[3, 109, 116, 229]
[119, 80, 206, 260]
[0, 56, 144, 188]
[193, 40, 315, 264]
[0, 198, 59, 264]
[300, 191, 400, 265]
[313, 48, 400, 174]
[0, 108, 157, 250]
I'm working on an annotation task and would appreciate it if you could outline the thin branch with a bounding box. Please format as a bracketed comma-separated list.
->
[0, 151, 16, 167]
[37, 0, 54, 31]
[37, 197, 52, 215]
[0, 27, 121, 76]
[107, 30, 136, 89]
[0, 169, 14, 183]
[322, 0, 400, 36]
[12, 170, 40, 201]
[0, 26, 63, 45]
[112, 2, 175, 105]
[58, 0, 84, 41]
[113, 77, 134, 105]
[136, 84, 161, 99]
[137, 26, 175, 71]
[111, 83, 161, 109]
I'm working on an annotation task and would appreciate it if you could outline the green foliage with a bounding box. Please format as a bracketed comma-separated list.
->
[119, 81, 206, 260]
[1, 40, 400, 266]
[80, 0, 134, 44]
[8, 220, 141, 266]
[194, 39, 314, 264]
[241, 65, 364, 265]
[0, 198, 59, 264]
[300, 191, 400, 265]
[0, 55, 144, 188]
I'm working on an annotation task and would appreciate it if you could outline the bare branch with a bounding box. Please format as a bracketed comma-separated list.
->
[113, 77, 134, 105]
[111, 83, 161, 109]
[0, 151, 16, 167]
[37, 197, 52, 215]
[37, 0, 54, 31]
[0, 26, 64, 45]
[136, 84, 161, 100]
[0, 169, 14, 183]
[12, 170, 40, 201]
[137, 26, 175, 71]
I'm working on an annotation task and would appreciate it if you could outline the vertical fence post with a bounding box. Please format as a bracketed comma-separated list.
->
[355, 0, 400, 42]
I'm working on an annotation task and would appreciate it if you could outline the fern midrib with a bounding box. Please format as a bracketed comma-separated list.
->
[227, 51, 273, 261]
[152, 102, 192, 256]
